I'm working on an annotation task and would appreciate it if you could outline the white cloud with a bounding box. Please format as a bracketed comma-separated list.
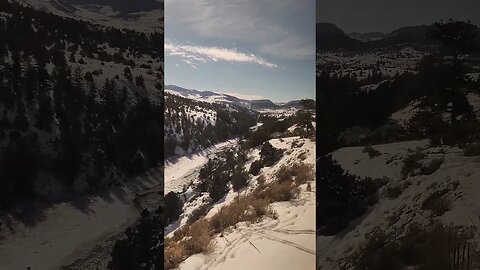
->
[165, 0, 314, 61]
[165, 42, 277, 68]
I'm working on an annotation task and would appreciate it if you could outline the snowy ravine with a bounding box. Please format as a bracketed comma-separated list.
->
[0, 169, 163, 270]
[165, 139, 239, 194]
[175, 137, 317, 270]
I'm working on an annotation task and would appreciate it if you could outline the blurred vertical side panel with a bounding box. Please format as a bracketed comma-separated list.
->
[317, 0, 480, 269]
[0, 0, 164, 269]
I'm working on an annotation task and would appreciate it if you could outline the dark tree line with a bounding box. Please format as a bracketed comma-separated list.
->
[316, 20, 480, 155]
[0, 1, 164, 207]
[164, 93, 256, 158]
[316, 20, 480, 237]
[109, 208, 164, 270]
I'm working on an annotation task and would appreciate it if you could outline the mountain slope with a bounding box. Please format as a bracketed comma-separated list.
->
[15, 0, 163, 32]
[165, 85, 302, 111]
[316, 23, 365, 51]
[318, 23, 437, 52]
[0, 1, 164, 202]
[164, 91, 257, 158]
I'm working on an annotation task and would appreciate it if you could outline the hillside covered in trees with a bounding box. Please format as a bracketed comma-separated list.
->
[317, 20, 480, 269]
[0, 0, 163, 208]
[164, 92, 257, 158]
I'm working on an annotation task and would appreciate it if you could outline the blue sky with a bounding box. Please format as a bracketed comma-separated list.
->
[317, 0, 480, 33]
[165, 0, 315, 102]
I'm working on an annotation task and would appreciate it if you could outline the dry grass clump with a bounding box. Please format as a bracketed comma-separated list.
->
[165, 161, 312, 269]
[292, 163, 314, 185]
[164, 220, 213, 269]
[257, 180, 299, 202]
[165, 191, 274, 269]
[164, 240, 187, 270]
[401, 151, 426, 177]
[275, 163, 314, 185]
[185, 220, 213, 253]
[210, 195, 271, 233]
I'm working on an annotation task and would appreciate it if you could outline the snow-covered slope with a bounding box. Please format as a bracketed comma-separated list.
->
[15, 0, 163, 32]
[174, 137, 316, 270]
[318, 139, 480, 269]
[165, 85, 302, 111]
[0, 168, 163, 270]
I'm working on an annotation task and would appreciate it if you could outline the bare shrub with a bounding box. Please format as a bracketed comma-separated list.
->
[259, 181, 299, 202]
[276, 165, 294, 183]
[354, 222, 475, 270]
[276, 163, 314, 185]
[292, 163, 314, 185]
[185, 219, 213, 254]
[422, 189, 451, 216]
[187, 203, 211, 225]
[401, 151, 426, 177]
[164, 240, 187, 270]
[420, 158, 444, 175]
[209, 195, 270, 234]
[363, 145, 381, 158]
[384, 185, 402, 199]
[464, 143, 480, 157]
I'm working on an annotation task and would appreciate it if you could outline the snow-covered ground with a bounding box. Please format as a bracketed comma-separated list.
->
[0, 169, 163, 270]
[171, 136, 316, 270]
[317, 138, 480, 269]
[164, 139, 238, 194]
[317, 47, 424, 80]
[179, 184, 316, 270]
[390, 99, 424, 126]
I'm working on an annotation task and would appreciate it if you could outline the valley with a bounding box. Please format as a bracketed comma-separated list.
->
[163, 86, 316, 269]
[316, 20, 480, 269]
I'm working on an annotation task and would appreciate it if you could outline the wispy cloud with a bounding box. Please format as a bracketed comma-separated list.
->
[165, 42, 277, 68]
[165, 0, 314, 61]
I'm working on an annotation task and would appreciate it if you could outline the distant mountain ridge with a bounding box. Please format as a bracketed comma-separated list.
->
[15, 0, 163, 32]
[165, 85, 302, 111]
[18, 0, 162, 14]
[317, 22, 436, 52]
[65, 0, 162, 14]
[316, 23, 365, 51]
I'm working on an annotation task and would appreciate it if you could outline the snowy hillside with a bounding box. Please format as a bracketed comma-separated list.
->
[15, 0, 163, 32]
[164, 95, 315, 269]
[164, 92, 257, 158]
[165, 135, 316, 270]
[318, 138, 480, 269]
[165, 85, 302, 111]
[317, 47, 424, 80]
[0, 1, 164, 269]
[317, 19, 480, 270]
